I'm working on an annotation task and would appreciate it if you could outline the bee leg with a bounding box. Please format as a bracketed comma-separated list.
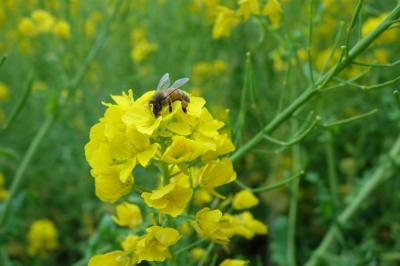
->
[182, 102, 188, 113]
[168, 98, 172, 112]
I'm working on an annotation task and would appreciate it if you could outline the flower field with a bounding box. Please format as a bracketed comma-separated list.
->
[1, 0, 400, 265]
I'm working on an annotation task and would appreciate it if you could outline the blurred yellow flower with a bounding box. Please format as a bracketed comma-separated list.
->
[0, 82, 10, 101]
[53, 20, 71, 39]
[262, 0, 282, 27]
[212, 6, 240, 39]
[142, 181, 193, 217]
[232, 190, 259, 210]
[193, 189, 213, 205]
[238, 0, 260, 21]
[230, 211, 268, 239]
[131, 41, 158, 63]
[112, 202, 143, 228]
[27, 219, 59, 257]
[362, 13, 397, 45]
[18, 18, 37, 37]
[0, 173, 8, 200]
[193, 207, 235, 244]
[88, 251, 130, 266]
[136, 226, 180, 262]
[374, 49, 389, 64]
[220, 259, 249, 266]
[31, 9, 55, 33]
[191, 247, 205, 261]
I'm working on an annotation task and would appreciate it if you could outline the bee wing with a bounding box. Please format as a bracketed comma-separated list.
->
[157, 73, 171, 91]
[170, 77, 189, 89]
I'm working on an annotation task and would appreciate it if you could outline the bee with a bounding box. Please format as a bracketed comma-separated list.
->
[149, 73, 190, 118]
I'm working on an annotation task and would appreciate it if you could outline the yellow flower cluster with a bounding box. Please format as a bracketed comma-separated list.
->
[130, 28, 158, 63]
[27, 219, 59, 257]
[85, 77, 267, 264]
[192, 59, 227, 84]
[17, 9, 70, 39]
[212, 0, 283, 39]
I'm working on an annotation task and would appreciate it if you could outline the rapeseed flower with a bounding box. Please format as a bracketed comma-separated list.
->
[142, 182, 193, 217]
[0, 173, 8, 200]
[0, 82, 10, 101]
[112, 202, 143, 228]
[238, 0, 260, 21]
[27, 219, 59, 257]
[213, 6, 240, 39]
[193, 207, 235, 244]
[262, 0, 282, 27]
[220, 259, 249, 266]
[53, 20, 71, 39]
[232, 190, 259, 210]
[230, 211, 268, 239]
[31, 9, 55, 33]
[18, 18, 37, 37]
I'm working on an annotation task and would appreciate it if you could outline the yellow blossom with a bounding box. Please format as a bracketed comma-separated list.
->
[162, 136, 209, 164]
[262, 0, 282, 27]
[362, 13, 397, 45]
[88, 251, 130, 266]
[0, 82, 10, 101]
[0, 173, 8, 200]
[197, 158, 236, 196]
[191, 247, 206, 261]
[18, 18, 37, 37]
[232, 190, 259, 210]
[31, 9, 55, 33]
[193, 208, 235, 244]
[238, 0, 260, 21]
[142, 182, 193, 217]
[53, 20, 71, 39]
[131, 41, 158, 63]
[220, 259, 249, 266]
[27, 219, 59, 256]
[136, 226, 180, 262]
[193, 190, 213, 205]
[230, 211, 268, 239]
[212, 6, 240, 39]
[112, 202, 143, 228]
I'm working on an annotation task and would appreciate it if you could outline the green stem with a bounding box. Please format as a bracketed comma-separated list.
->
[0, 114, 55, 229]
[325, 132, 339, 208]
[305, 135, 400, 266]
[198, 242, 215, 266]
[175, 238, 205, 255]
[230, 4, 400, 162]
[251, 170, 304, 193]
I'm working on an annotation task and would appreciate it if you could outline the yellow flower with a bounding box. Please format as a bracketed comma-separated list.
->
[91, 167, 133, 203]
[27, 219, 59, 256]
[191, 247, 205, 261]
[232, 190, 259, 210]
[161, 136, 209, 164]
[18, 18, 37, 37]
[193, 190, 213, 205]
[212, 6, 240, 39]
[193, 208, 235, 244]
[0, 82, 10, 101]
[31, 9, 55, 33]
[136, 226, 180, 262]
[0, 172, 8, 200]
[262, 0, 282, 27]
[230, 211, 268, 239]
[112, 202, 143, 228]
[53, 20, 70, 39]
[202, 133, 235, 162]
[362, 13, 397, 45]
[131, 41, 158, 63]
[88, 251, 130, 266]
[197, 158, 236, 196]
[374, 49, 389, 64]
[142, 182, 193, 217]
[238, 0, 260, 21]
[220, 259, 249, 266]
[89, 235, 138, 266]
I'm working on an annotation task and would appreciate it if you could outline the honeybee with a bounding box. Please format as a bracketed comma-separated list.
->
[149, 73, 191, 118]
